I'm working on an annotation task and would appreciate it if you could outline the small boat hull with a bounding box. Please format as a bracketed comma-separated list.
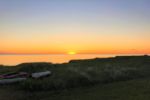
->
[32, 71, 51, 79]
[0, 78, 27, 84]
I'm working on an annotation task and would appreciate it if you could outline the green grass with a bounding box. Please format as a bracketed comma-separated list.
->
[0, 55, 150, 100]
[40, 78, 150, 100]
[1, 78, 150, 100]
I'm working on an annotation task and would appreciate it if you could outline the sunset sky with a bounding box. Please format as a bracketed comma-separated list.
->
[0, 0, 150, 54]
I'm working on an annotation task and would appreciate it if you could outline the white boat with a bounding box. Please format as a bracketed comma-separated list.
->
[31, 71, 51, 79]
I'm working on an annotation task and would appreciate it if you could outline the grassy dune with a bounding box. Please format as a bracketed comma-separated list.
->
[0, 55, 150, 100]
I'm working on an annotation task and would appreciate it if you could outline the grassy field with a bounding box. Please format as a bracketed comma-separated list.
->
[0, 55, 150, 100]
[1, 78, 150, 100]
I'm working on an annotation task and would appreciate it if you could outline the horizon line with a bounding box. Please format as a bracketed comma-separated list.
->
[0, 53, 149, 55]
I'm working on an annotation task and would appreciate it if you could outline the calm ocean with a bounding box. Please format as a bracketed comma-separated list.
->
[0, 54, 144, 66]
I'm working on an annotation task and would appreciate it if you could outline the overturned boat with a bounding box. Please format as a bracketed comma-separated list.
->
[31, 71, 51, 79]
[0, 78, 27, 84]
[0, 71, 52, 84]
[0, 72, 29, 79]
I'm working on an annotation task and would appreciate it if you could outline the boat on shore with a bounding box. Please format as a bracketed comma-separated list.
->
[0, 71, 52, 84]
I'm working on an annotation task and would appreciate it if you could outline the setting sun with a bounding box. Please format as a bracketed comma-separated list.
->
[68, 51, 76, 55]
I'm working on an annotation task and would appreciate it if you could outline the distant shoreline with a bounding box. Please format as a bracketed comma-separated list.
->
[0, 55, 149, 66]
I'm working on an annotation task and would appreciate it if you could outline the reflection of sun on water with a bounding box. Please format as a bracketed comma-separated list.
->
[68, 51, 76, 55]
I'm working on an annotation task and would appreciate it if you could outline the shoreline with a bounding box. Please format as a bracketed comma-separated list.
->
[0, 55, 149, 66]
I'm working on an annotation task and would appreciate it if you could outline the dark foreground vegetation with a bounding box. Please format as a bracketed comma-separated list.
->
[0, 55, 150, 100]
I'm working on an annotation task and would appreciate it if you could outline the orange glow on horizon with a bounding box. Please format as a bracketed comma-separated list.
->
[0, 0, 150, 56]
[1, 32, 150, 55]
